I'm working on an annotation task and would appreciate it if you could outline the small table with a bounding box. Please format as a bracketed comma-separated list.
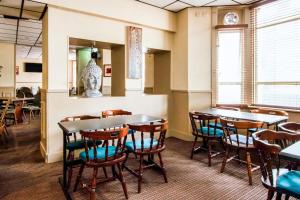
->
[279, 141, 300, 163]
[196, 108, 288, 126]
[58, 114, 162, 200]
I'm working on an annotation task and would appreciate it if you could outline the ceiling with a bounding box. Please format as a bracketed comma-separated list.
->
[0, 0, 46, 59]
[135, 0, 261, 12]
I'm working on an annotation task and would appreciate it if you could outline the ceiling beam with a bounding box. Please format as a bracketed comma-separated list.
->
[39, 4, 48, 20]
[26, 31, 42, 56]
[15, 0, 25, 43]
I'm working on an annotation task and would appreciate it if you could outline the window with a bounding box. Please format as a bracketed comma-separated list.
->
[216, 29, 244, 104]
[253, 0, 300, 108]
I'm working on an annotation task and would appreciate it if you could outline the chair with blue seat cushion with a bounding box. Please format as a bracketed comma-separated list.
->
[253, 129, 300, 200]
[123, 119, 168, 193]
[60, 115, 102, 189]
[189, 112, 224, 167]
[101, 109, 135, 135]
[74, 125, 129, 200]
[250, 108, 288, 132]
[208, 106, 240, 129]
[220, 117, 263, 185]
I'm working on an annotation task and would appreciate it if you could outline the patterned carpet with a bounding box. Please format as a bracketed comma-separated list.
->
[0, 120, 296, 200]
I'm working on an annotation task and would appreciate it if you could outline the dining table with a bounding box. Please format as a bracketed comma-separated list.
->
[58, 114, 162, 199]
[279, 141, 300, 164]
[195, 108, 288, 126]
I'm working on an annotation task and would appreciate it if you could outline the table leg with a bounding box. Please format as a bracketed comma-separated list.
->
[58, 131, 72, 200]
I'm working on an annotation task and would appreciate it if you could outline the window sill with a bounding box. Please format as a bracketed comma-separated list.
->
[249, 105, 300, 113]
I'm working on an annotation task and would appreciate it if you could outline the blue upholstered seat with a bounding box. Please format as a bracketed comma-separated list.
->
[125, 138, 158, 151]
[66, 140, 102, 151]
[208, 122, 222, 129]
[277, 171, 300, 196]
[79, 146, 117, 161]
[228, 134, 253, 145]
[197, 127, 224, 137]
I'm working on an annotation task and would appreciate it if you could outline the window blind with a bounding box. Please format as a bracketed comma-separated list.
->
[216, 29, 244, 104]
[252, 0, 300, 109]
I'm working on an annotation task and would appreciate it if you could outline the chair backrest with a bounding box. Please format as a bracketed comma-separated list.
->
[0, 99, 11, 124]
[102, 109, 132, 118]
[189, 112, 220, 137]
[278, 122, 300, 134]
[80, 125, 129, 164]
[128, 119, 168, 153]
[250, 108, 288, 116]
[253, 130, 300, 185]
[220, 117, 263, 148]
[60, 115, 100, 143]
[216, 106, 240, 111]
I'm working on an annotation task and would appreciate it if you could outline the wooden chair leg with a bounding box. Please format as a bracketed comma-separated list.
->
[74, 163, 85, 192]
[246, 152, 253, 185]
[207, 141, 212, 167]
[158, 152, 168, 183]
[90, 167, 98, 200]
[285, 194, 290, 200]
[67, 151, 75, 189]
[122, 151, 130, 170]
[138, 155, 144, 193]
[190, 135, 198, 159]
[117, 163, 128, 199]
[112, 165, 117, 178]
[102, 167, 108, 178]
[220, 146, 230, 173]
[276, 192, 282, 200]
[267, 190, 275, 200]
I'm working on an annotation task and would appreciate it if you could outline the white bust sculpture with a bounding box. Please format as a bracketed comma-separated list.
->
[81, 58, 102, 97]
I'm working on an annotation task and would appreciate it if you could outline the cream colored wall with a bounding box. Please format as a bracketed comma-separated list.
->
[188, 8, 211, 91]
[42, 6, 173, 163]
[144, 53, 154, 88]
[0, 43, 15, 97]
[15, 58, 42, 89]
[172, 10, 188, 91]
[36, 0, 176, 32]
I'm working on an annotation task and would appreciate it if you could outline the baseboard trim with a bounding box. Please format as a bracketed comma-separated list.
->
[46, 150, 63, 163]
[39, 142, 47, 162]
[168, 129, 194, 141]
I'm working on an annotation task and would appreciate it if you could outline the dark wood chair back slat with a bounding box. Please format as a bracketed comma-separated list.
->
[220, 117, 263, 149]
[128, 119, 168, 154]
[189, 112, 219, 137]
[80, 125, 128, 164]
[102, 109, 132, 118]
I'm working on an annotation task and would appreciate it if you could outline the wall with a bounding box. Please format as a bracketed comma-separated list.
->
[0, 43, 15, 97]
[42, 5, 173, 163]
[15, 58, 42, 90]
[170, 8, 212, 141]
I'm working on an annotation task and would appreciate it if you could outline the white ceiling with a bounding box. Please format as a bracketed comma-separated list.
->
[0, 0, 46, 59]
[136, 0, 261, 12]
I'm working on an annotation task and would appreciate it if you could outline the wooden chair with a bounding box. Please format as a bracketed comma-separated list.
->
[5, 103, 23, 125]
[278, 122, 300, 134]
[209, 106, 241, 129]
[102, 109, 132, 118]
[74, 125, 129, 200]
[253, 130, 300, 200]
[123, 119, 168, 193]
[189, 112, 224, 166]
[60, 115, 102, 188]
[250, 108, 288, 131]
[0, 100, 11, 140]
[220, 117, 264, 185]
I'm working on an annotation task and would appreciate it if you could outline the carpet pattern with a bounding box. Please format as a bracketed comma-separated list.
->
[0, 120, 296, 200]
